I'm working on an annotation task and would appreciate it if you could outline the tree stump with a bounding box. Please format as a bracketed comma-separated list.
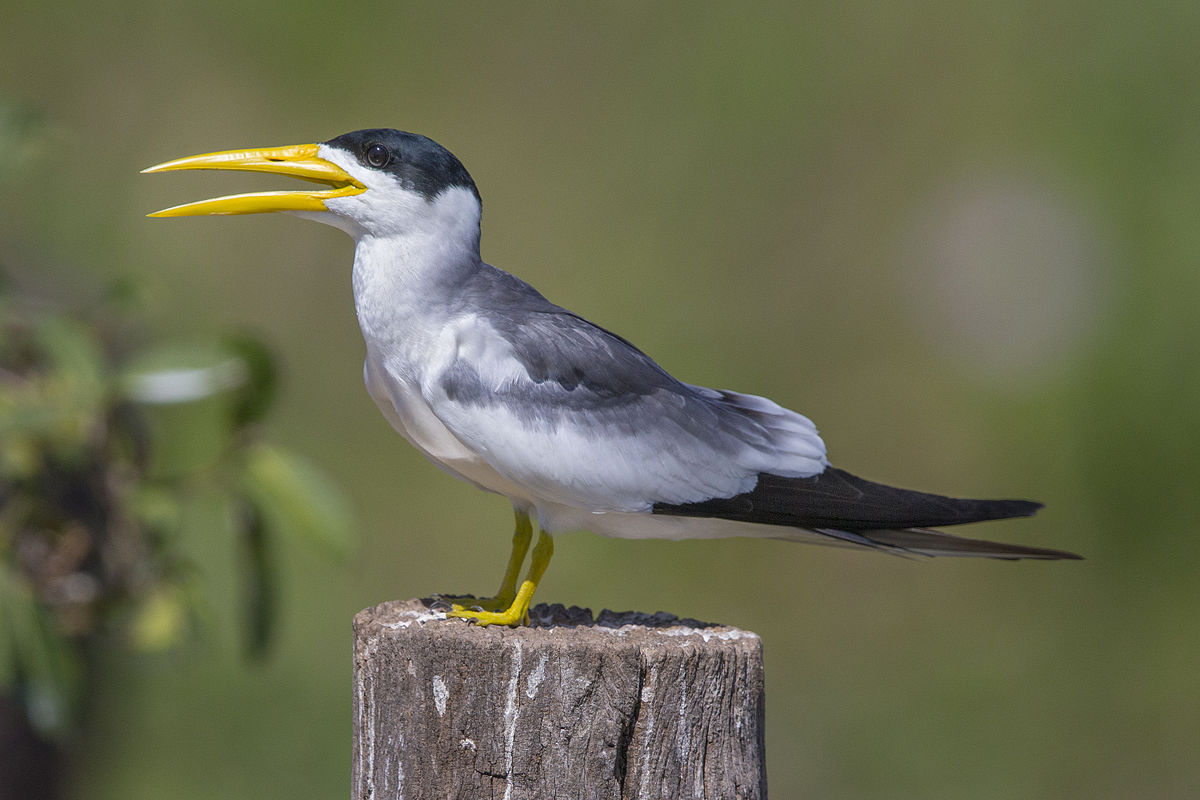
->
[352, 599, 767, 800]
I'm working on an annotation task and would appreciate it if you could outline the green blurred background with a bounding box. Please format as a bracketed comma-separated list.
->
[2, 2, 1197, 797]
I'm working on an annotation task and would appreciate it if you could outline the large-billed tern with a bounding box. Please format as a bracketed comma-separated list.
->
[145, 129, 1080, 626]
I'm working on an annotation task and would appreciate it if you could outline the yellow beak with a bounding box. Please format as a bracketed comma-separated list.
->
[142, 143, 365, 217]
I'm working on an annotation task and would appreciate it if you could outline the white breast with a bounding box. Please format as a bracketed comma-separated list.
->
[362, 347, 535, 505]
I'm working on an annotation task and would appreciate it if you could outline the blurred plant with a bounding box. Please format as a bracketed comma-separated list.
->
[0, 263, 352, 798]
[0, 98, 46, 181]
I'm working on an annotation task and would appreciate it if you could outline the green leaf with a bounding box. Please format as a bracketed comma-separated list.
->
[235, 499, 277, 660]
[0, 570, 18, 692]
[28, 316, 108, 459]
[35, 316, 104, 392]
[0, 433, 42, 480]
[121, 341, 247, 405]
[239, 443, 354, 560]
[0, 99, 46, 181]
[0, 567, 82, 738]
[127, 584, 189, 653]
[128, 484, 182, 539]
[121, 341, 248, 478]
[0, 402, 62, 438]
[223, 333, 278, 427]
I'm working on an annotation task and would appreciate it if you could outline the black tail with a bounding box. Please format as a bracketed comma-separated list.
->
[653, 467, 1043, 530]
[652, 467, 1081, 560]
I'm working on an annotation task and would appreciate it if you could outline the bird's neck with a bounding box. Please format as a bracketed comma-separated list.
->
[351, 228, 481, 349]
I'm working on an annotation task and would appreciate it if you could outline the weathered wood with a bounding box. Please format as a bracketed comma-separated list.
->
[352, 599, 766, 800]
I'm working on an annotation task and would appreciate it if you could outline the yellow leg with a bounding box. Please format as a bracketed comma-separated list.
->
[437, 510, 532, 612]
[492, 510, 533, 607]
[448, 527, 554, 627]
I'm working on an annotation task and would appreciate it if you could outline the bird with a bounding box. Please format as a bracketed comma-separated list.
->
[143, 128, 1081, 626]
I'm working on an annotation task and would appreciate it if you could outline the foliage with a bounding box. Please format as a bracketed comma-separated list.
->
[0, 273, 352, 740]
[0, 99, 44, 182]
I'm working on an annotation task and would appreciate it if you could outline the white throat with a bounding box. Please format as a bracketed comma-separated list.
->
[346, 187, 483, 352]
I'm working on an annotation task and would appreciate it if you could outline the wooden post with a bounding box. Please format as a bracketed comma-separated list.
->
[352, 599, 767, 800]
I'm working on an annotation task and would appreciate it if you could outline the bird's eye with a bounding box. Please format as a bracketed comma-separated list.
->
[365, 144, 390, 168]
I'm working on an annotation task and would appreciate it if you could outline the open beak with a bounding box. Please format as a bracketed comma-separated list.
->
[142, 143, 365, 217]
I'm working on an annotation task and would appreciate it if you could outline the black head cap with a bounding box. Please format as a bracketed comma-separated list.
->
[324, 129, 480, 204]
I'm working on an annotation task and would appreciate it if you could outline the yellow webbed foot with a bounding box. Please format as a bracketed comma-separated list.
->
[446, 588, 533, 627]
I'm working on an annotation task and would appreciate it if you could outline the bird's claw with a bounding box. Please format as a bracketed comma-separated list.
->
[428, 596, 458, 612]
[447, 605, 531, 628]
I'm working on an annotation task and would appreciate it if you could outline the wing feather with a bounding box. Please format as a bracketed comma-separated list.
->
[421, 271, 826, 511]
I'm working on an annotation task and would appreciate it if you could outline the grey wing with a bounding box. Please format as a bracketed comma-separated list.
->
[423, 290, 827, 512]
